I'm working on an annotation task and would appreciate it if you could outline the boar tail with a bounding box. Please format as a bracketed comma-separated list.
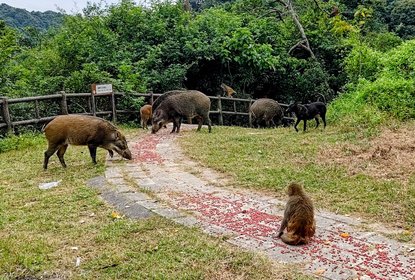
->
[41, 122, 48, 132]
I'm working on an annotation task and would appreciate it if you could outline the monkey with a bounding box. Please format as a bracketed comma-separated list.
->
[278, 183, 316, 245]
[329, 6, 339, 17]
[220, 83, 236, 98]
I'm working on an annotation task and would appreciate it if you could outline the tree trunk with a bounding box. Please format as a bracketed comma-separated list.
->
[279, 0, 315, 59]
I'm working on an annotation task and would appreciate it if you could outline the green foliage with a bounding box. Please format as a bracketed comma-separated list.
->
[344, 44, 382, 83]
[1, 0, 414, 124]
[381, 39, 415, 79]
[0, 20, 21, 94]
[0, 132, 44, 153]
[330, 39, 415, 127]
[0, 0, 340, 104]
[362, 77, 415, 120]
[0, 3, 63, 31]
[390, 0, 415, 39]
[64, 63, 113, 93]
[328, 87, 387, 133]
[364, 32, 402, 52]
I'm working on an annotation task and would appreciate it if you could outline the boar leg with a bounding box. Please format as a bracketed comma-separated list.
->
[271, 119, 276, 128]
[56, 144, 68, 168]
[176, 117, 182, 133]
[200, 113, 212, 133]
[171, 116, 181, 133]
[88, 144, 98, 164]
[196, 116, 203, 131]
[44, 144, 61, 170]
[107, 150, 114, 158]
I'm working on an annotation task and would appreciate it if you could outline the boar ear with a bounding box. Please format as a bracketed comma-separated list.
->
[115, 131, 121, 140]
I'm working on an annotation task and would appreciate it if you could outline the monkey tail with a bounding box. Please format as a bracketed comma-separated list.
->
[280, 233, 309, 246]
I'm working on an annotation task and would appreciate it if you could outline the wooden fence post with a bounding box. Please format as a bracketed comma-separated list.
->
[217, 95, 223, 126]
[34, 99, 40, 119]
[1, 97, 12, 132]
[91, 92, 96, 116]
[60, 91, 68, 115]
[111, 91, 117, 123]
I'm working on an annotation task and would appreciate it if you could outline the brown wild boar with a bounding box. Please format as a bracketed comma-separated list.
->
[43, 114, 132, 169]
[249, 98, 283, 128]
[152, 90, 212, 134]
[140, 104, 152, 129]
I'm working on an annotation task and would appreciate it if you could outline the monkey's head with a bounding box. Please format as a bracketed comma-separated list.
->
[287, 183, 305, 196]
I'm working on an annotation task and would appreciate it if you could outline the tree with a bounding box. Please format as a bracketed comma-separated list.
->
[390, 0, 415, 38]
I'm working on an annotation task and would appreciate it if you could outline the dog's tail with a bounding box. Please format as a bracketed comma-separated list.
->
[316, 93, 326, 104]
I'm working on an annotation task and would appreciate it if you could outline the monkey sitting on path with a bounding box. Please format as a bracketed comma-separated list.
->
[278, 183, 316, 245]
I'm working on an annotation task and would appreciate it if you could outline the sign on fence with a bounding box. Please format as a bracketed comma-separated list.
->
[91, 83, 113, 94]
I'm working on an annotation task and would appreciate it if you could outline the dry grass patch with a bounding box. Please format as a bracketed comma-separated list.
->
[319, 123, 415, 183]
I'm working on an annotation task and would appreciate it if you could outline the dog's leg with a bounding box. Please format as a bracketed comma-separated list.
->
[303, 120, 307, 132]
[322, 114, 327, 129]
[294, 118, 301, 132]
[315, 117, 320, 128]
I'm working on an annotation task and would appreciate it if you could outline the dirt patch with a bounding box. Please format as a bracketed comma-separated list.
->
[319, 125, 415, 183]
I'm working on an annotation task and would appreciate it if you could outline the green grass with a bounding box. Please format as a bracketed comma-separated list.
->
[0, 128, 311, 279]
[179, 125, 415, 233]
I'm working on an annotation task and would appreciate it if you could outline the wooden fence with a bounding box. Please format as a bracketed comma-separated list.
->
[0, 91, 291, 132]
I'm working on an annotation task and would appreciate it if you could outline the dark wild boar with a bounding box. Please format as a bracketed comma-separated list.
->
[43, 114, 132, 169]
[249, 98, 283, 128]
[140, 104, 152, 130]
[152, 90, 212, 134]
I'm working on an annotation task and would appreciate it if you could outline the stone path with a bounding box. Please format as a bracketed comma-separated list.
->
[90, 124, 415, 280]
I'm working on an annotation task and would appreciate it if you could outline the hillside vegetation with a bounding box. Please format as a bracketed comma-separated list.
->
[1, 0, 414, 131]
[0, 3, 63, 30]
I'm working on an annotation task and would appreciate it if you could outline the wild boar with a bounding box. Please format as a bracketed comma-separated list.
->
[249, 98, 283, 128]
[152, 90, 212, 134]
[140, 104, 152, 129]
[43, 114, 132, 169]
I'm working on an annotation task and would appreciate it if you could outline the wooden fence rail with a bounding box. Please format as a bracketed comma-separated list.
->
[0, 92, 291, 133]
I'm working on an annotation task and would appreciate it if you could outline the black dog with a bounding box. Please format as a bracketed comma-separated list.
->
[286, 101, 327, 132]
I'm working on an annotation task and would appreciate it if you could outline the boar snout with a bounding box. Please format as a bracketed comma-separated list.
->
[122, 149, 132, 160]
[151, 121, 163, 134]
[107, 142, 132, 160]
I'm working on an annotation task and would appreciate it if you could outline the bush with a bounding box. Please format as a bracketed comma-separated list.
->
[344, 45, 382, 83]
[328, 87, 387, 132]
[332, 39, 415, 129]
[0, 132, 44, 153]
